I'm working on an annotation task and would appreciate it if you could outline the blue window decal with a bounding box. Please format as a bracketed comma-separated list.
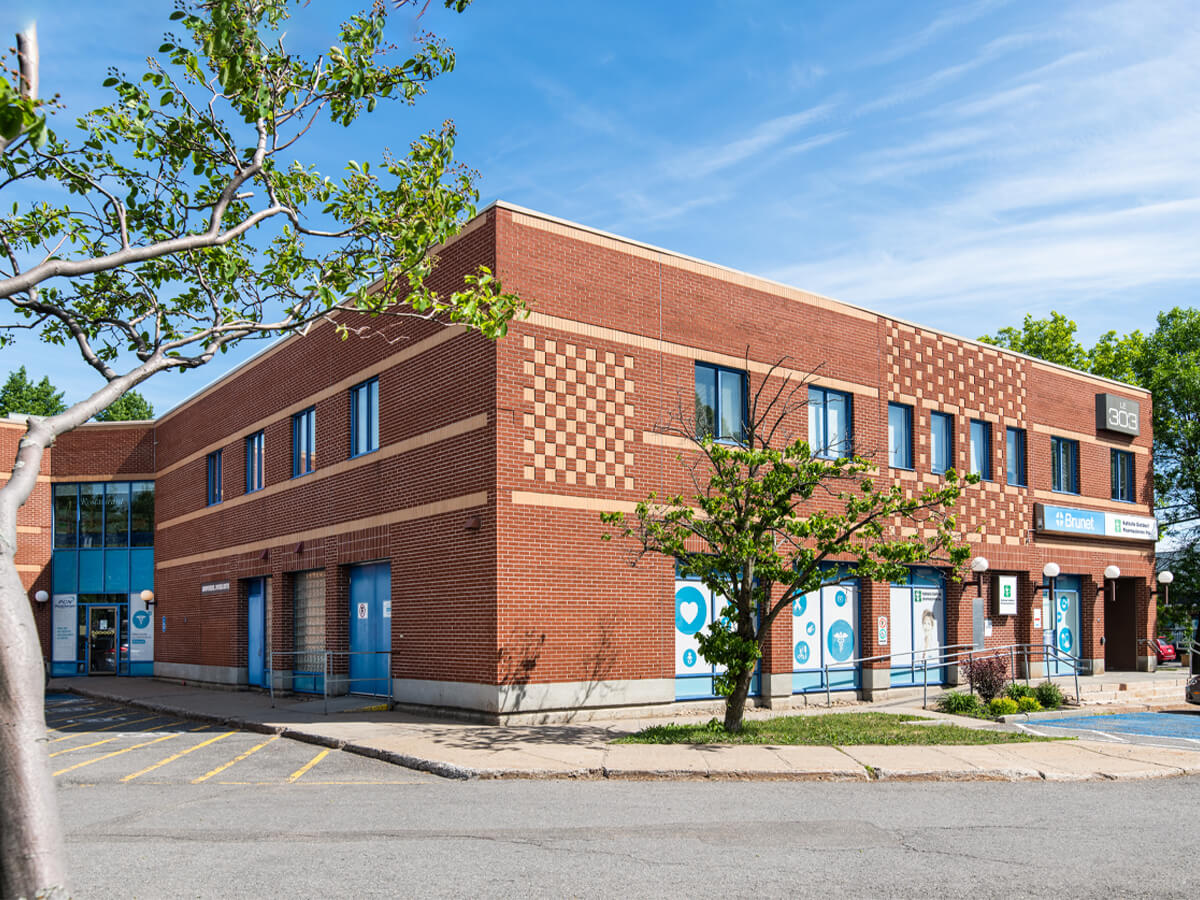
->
[792, 595, 806, 616]
[794, 642, 810, 665]
[826, 620, 855, 662]
[675, 585, 707, 635]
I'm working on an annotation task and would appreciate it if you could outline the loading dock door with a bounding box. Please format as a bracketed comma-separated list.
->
[349, 562, 391, 695]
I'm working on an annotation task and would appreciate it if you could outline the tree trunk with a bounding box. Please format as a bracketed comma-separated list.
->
[0, 540, 68, 899]
[722, 666, 756, 732]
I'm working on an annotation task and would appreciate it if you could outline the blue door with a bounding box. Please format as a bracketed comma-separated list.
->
[349, 563, 391, 695]
[247, 578, 267, 688]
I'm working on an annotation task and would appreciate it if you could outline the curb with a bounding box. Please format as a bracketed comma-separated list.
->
[57, 686, 1198, 784]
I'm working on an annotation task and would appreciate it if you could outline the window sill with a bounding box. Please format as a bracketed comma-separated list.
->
[1110, 497, 1136, 504]
[349, 447, 380, 460]
[889, 465, 916, 472]
[291, 470, 314, 480]
[1050, 489, 1080, 496]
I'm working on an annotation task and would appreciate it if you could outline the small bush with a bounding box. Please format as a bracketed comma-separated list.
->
[1016, 696, 1042, 713]
[1005, 682, 1034, 701]
[1034, 680, 1064, 710]
[989, 696, 1020, 717]
[961, 654, 1009, 701]
[936, 690, 981, 716]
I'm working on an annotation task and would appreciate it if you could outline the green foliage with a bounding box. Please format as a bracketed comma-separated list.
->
[0, 0, 522, 402]
[94, 390, 154, 421]
[979, 311, 1144, 384]
[935, 690, 981, 716]
[602, 368, 978, 729]
[0, 366, 66, 417]
[1016, 696, 1043, 713]
[1005, 682, 1034, 701]
[614, 711, 1052, 745]
[988, 696, 1020, 717]
[960, 654, 1008, 701]
[1034, 680, 1064, 710]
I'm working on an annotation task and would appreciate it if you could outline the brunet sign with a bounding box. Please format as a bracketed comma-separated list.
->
[1034, 502, 1158, 542]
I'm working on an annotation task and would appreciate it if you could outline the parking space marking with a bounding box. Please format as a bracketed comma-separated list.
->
[53, 733, 179, 777]
[48, 736, 122, 758]
[45, 706, 125, 727]
[85, 713, 180, 734]
[191, 734, 280, 784]
[121, 731, 238, 783]
[288, 749, 329, 782]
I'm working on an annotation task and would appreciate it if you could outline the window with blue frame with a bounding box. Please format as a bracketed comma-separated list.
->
[54, 483, 154, 553]
[1051, 436, 1080, 494]
[969, 420, 992, 480]
[694, 362, 746, 442]
[888, 403, 913, 469]
[206, 450, 222, 505]
[809, 386, 852, 458]
[1111, 449, 1134, 502]
[245, 430, 264, 493]
[349, 377, 379, 457]
[292, 406, 316, 476]
[930, 412, 954, 474]
[1006, 427, 1027, 486]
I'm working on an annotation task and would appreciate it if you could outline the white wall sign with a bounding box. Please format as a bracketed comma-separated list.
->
[383, 600, 392, 619]
[996, 575, 1018, 616]
[984, 618, 993, 638]
[877, 616, 888, 646]
[1033, 607, 1043, 630]
[52, 594, 77, 662]
[201, 581, 231, 594]
[128, 592, 154, 663]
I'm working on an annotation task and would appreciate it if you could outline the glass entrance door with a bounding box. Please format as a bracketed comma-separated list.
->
[88, 606, 119, 675]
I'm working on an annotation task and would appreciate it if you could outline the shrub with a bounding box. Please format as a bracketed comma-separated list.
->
[1016, 696, 1042, 713]
[936, 690, 981, 716]
[1005, 682, 1034, 701]
[1034, 680, 1064, 710]
[961, 654, 1009, 701]
[989, 697, 1019, 717]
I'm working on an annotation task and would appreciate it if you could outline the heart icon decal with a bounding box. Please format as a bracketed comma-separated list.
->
[680, 601, 699, 624]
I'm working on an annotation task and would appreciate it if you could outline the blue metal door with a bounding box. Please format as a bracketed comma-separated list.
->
[349, 562, 391, 695]
[247, 578, 266, 688]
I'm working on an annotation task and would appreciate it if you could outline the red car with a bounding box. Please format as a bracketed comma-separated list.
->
[1153, 638, 1177, 664]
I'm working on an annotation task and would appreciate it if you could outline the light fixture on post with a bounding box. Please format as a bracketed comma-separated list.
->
[140, 589, 156, 610]
[33, 590, 49, 604]
[1152, 570, 1174, 605]
[963, 556, 989, 595]
[1037, 561, 1061, 594]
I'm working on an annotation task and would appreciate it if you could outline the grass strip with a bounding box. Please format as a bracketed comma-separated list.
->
[615, 712, 1061, 746]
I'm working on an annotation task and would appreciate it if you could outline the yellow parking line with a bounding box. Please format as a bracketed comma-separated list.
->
[121, 731, 238, 782]
[288, 749, 329, 782]
[49, 736, 122, 758]
[192, 734, 280, 784]
[53, 734, 179, 777]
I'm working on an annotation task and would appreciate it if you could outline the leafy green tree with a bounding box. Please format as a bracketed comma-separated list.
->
[602, 364, 977, 732]
[94, 389, 154, 421]
[0, 3, 521, 896]
[0, 366, 66, 417]
[979, 311, 1145, 383]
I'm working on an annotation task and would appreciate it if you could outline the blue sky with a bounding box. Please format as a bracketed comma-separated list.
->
[2, 0, 1198, 414]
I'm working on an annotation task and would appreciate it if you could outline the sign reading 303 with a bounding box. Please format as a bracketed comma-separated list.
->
[1096, 393, 1140, 437]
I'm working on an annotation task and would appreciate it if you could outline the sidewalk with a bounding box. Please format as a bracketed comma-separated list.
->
[51, 674, 1200, 784]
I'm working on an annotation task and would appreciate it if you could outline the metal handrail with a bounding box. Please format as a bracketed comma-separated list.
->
[267, 648, 396, 715]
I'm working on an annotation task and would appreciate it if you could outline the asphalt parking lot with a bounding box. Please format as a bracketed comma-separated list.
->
[44, 693, 435, 787]
[1025, 708, 1200, 750]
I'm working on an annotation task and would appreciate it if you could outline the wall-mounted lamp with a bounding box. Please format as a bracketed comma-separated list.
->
[33, 590, 49, 604]
[1152, 570, 1174, 604]
[140, 589, 156, 610]
[962, 556, 989, 595]
[1099, 565, 1121, 601]
[1035, 562, 1061, 594]
[463, 515, 482, 532]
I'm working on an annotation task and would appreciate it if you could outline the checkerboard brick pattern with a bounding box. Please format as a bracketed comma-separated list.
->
[519, 335, 635, 489]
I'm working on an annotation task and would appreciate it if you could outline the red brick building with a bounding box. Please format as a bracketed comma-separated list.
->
[14, 202, 1159, 719]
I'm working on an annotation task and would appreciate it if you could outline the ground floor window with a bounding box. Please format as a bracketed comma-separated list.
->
[292, 570, 326, 693]
[888, 567, 945, 686]
[790, 577, 860, 694]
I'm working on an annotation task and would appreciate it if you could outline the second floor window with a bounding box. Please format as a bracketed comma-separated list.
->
[206, 450, 222, 505]
[1051, 436, 1079, 494]
[245, 431, 264, 493]
[293, 407, 316, 477]
[931, 412, 954, 474]
[1111, 449, 1135, 502]
[969, 420, 992, 480]
[350, 377, 379, 457]
[809, 386, 852, 458]
[1006, 427, 1027, 487]
[888, 402, 913, 469]
[694, 363, 745, 442]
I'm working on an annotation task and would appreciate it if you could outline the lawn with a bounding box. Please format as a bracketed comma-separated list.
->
[615, 712, 1059, 746]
